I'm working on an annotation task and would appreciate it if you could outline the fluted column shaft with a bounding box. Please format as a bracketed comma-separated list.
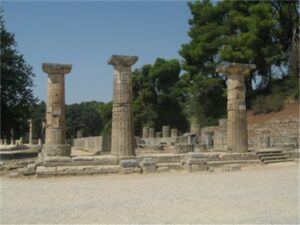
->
[108, 55, 138, 156]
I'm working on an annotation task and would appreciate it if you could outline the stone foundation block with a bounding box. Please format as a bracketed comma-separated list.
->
[36, 166, 57, 177]
[93, 155, 119, 165]
[43, 156, 72, 167]
[21, 163, 36, 176]
[174, 144, 194, 153]
[72, 156, 94, 161]
[120, 159, 138, 168]
[140, 158, 157, 174]
[42, 144, 71, 157]
[181, 152, 207, 172]
[142, 165, 157, 174]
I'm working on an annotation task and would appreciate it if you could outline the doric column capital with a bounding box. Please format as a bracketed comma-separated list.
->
[107, 55, 138, 67]
[42, 63, 72, 75]
[216, 63, 256, 77]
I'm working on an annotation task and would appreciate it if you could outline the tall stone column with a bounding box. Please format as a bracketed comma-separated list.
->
[217, 63, 255, 152]
[108, 55, 138, 157]
[28, 119, 33, 145]
[42, 63, 72, 157]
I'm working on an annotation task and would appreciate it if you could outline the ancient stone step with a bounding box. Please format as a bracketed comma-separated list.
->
[207, 160, 261, 167]
[260, 155, 289, 161]
[262, 159, 294, 164]
[36, 165, 120, 177]
[157, 163, 182, 170]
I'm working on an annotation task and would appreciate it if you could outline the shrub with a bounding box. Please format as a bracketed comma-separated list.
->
[252, 94, 284, 115]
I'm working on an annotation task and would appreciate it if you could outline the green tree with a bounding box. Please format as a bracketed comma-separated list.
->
[0, 11, 37, 140]
[30, 101, 46, 140]
[98, 101, 112, 135]
[66, 102, 103, 139]
[132, 58, 189, 135]
[179, 0, 299, 121]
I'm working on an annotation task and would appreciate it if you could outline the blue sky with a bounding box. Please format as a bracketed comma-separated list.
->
[2, 1, 191, 104]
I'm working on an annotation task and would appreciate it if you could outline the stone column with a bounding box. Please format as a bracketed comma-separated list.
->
[171, 128, 178, 137]
[108, 55, 138, 157]
[217, 63, 255, 152]
[162, 126, 170, 138]
[42, 63, 72, 157]
[148, 128, 155, 138]
[28, 119, 33, 144]
[142, 127, 149, 139]
[76, 130, 83, 138]
[156, 132, 162, 138]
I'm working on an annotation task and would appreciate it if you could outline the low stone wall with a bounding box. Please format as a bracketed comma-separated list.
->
[248, 115, 299, 150]
[73, 136, 111, 154]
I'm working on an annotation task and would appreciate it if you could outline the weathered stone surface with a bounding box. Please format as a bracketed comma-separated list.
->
[174, 144, 194, 153]
[162, 126, 170, 138]
[217, 63, 255, 153]
[148, 128, 155, 138]
[119, 159, 139, 168]
[171, 129, 178, 137]
[43, 156, 72, 167]
[108, 55, 138, 157]
[182, 152, 207, 172]
[93, 155, 119, 165]
[42, 144, 71, 157]
[42, 63, 72, 158]
[142, 127, 149, 138]
[72, 156, 94, 161]
[140, 158, 157, 166]
[20, 163, 36, 176]
[36, 166, 57, 177]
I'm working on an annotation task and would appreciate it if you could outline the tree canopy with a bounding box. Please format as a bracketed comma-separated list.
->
[1, 11, 37, 140]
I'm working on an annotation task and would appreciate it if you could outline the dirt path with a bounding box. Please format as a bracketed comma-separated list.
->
[0, 162, 299, 224]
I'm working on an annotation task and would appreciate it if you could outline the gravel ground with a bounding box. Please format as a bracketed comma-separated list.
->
[0, 162, 299, 224]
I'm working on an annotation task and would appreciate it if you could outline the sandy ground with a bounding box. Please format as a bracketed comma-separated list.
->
[0, 162, 299, 224]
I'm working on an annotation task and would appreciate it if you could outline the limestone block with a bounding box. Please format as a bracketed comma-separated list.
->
[171, 129, 178, 137]
[93, 155, 119, 165]
[85, 165, 120, 174]
[142, 165, 156, 174]
[72, 156, 94, 161]
[174, 144, 194, 153]
[142, 127, 149, 138]
[148, 128, 155, 138]
[36, 166, 57, 177]
[42, 144, 71, 157]
[120, 159, 138, 168]
[20, 163, 36, 176]
[162, 126, 170, 138]
[140, 158, 157, 167]
[43, 156, 72, 167]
